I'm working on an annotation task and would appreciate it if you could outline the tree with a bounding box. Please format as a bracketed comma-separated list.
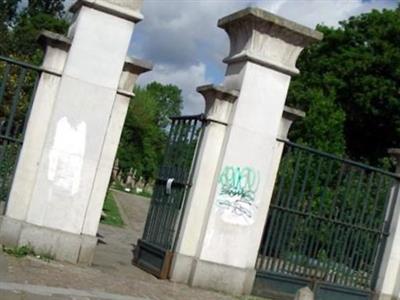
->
[26, 0, 65, 18]
[10, 11, 69, 62]
[146, 82, 183, 129]
[288, 87, 346, 156]
[0, 0, 20, 24]
[117, 82, 183, 183]
[0, 0, 20, 55]
[0, 0, 68, 61]
[288, 6, 400, 165]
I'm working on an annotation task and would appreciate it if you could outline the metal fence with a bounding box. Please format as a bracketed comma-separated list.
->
[256, 139, 399, 293]
[0, 55, 41, 212]
[141, 114, 205, 250]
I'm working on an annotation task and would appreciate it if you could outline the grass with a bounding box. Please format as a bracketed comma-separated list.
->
[101, 191, 124, 227]
[2, 244, 54, 261]
[2, 245, 35, 257]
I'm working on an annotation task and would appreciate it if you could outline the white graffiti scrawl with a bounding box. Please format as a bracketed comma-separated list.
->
[216, 166, 260, 226]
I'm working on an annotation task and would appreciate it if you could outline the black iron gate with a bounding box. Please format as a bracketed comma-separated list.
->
[0, 56, 41, 214]
[253, 139, 399, 300]
[134, 114, 205, 278]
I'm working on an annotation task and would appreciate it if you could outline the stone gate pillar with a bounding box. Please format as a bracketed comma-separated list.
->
[170, 7, 321, 295]
[0, 0, 151, 264]
[376, 149, 400, 300]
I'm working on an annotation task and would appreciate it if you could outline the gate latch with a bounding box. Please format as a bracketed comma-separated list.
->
[166, 178, 174, 195]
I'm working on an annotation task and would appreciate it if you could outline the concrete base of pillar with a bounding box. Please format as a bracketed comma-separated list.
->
[191, 258, 256, 295]
[375, 293, 400, 300]
[0, 216, 97, 265]
[170, 252, 195, 284]
[171, 253, 255, 296]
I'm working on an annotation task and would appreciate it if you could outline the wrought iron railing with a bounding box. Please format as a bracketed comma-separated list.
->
[257, 138, 399, 291]
[142, 114, 205, 250]
[0, 56, 41, 211]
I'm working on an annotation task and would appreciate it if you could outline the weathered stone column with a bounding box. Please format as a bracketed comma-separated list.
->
[171, 103, 303, 285]
[172, 7, 322, 295]
[0, 0, 147, 264]
[376, 149, 400, 300]
[82, 57, 152, 238]
[170, 85, 239, 283]
[1, 31, 71, 244]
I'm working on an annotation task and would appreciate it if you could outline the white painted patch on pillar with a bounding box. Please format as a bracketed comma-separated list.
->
[48, 117, 86, 195]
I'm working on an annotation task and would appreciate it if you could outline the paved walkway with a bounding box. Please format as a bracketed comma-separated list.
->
[0, 191, 265, 300]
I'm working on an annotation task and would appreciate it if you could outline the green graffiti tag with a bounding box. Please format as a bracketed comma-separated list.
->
[217, 166, 260, 223]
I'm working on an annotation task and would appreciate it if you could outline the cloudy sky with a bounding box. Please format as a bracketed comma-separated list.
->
[128, 0, 398, 114]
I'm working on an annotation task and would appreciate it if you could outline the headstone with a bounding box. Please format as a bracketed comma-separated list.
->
[112, 158, 119, 181]
[125, 167, 133, 187]
[295, 287, 314, 300]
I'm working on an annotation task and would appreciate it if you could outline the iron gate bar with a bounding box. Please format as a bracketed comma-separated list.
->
[0, 56, 41, 214]
[135, 114, 205, 279]
[172, 114, 206, 252]
[269, 205, 385, 235]
[276, 138, 400, 179]
[256, 138, 399, 299]
[0, 55, 59, 76]
[141, 114, 205, 250]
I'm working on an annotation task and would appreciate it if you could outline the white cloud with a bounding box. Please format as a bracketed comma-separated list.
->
[257, 0, 396, 28]
[130, 0, 397, 115]
[138, 62, 210, 115]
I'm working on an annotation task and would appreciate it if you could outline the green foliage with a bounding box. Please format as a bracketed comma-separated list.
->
[289, 88, 346, 155]
[0, 0, 19, 24]
[101, 192, 124, 227]
[2, 244, 35, 257]
[0, 60, 41, 204]
[0, 2, 69, 204]
[263, 144, 394, 286]
[266, 8, 400, 282]
[2, 244, 54, 261]
[0, 0, 69, 62]
[26, 0, 65, 18]
[145, 82, 183, 129]
[117, 82, 183, 182]
[10, 12, 69, 63]
[0, 0, 19, 55]
[288, 6, 400, 164]
[0, 143, 20, 202]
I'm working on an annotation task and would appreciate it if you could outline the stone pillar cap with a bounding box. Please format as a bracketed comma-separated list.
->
[283, 106, 305, 121]
[70, 0, 143, 23]
[38, 30, 72, 51]
[124, 56, 153, 75]
[197, 84, 239, 103]
[218, 7, 323, 42]
[218, 7, 323, 75]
